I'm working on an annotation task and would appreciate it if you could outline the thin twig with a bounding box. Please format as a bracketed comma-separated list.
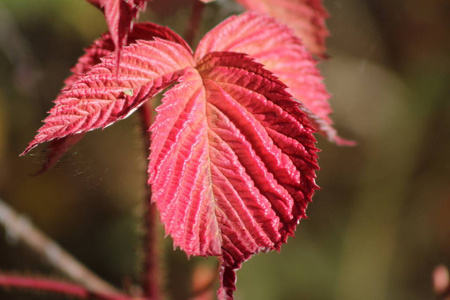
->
[0, 274, 136, 300]
[0, 199, 124, 297]
[138, 102, 161, 300]
[184, 0, 205, 47]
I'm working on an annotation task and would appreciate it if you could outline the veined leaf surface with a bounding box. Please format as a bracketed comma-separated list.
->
[64, 22, 190, 87]
[32, 23, 191, 173]
[87, 0, 149, 64]
[149, 52, 319, 299]
[23, 13, 322, 300]
[22, 38, 194, 155]
[236, 0, 329, 57]
[196, 11, 352, 145]
[199, 0, 328, 57]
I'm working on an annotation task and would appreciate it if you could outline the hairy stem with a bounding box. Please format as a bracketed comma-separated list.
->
[0, 199, 123, 297]
[0, 274, 136, 300]
[184, 0, 205, 47]
[138, 102, 160, 300]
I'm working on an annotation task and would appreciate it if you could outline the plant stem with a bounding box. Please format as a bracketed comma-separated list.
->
[0, 274, 136, 300]
[138, 102, 160, 300]
[184, 0, 205, 47]
[139, 2, 204, 293]
[0, 199, 122, 297]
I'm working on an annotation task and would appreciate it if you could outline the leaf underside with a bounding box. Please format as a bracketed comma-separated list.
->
[199, 0, 329, 57]
[149, 52, 319, 299]
[64, 22, 189, 87]
[87, 0, 150, 64]
[33, 23, 191, 170]
[196, 11, 352, 145]
[23, 12, 323, 300]
[234, 0, 329, 57]
[22, 38, 194, 155]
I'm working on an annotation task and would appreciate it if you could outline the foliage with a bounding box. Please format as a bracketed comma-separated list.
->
[9, 0, 351, 299]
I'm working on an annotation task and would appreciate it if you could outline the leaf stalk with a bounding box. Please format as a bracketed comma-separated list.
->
[138, 102, 161, 300]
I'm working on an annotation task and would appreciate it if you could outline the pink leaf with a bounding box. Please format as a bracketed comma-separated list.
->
[87, 0, 149, 65]
[22, 39, 194, 155]
[35, 23, 192, 173]
[23, 12, 323, 299]
[234, 0, 329, 57]
[196, 11, 352, 145]
[149, 52, 319, 299]
[64, 22, 190, 86]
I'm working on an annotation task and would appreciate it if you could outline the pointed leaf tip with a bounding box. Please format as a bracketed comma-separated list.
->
[196, 11, 350, 145]
[149, 52, 319, 299]
[23, 38, 193, 156]
[27, 22, 191, 169]
[87, 0, 151, 71]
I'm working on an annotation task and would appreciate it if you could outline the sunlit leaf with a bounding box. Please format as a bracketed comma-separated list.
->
[32, 23, 191, 171]
[149, 52, 319, 300]
[64, 22, 190, 86]
[234, 0, 329, 57]
[22, 38, 193, 155]
[87, 0, 149, 65]
[23, 13, 323, 300]
[196, 11, 352, 145]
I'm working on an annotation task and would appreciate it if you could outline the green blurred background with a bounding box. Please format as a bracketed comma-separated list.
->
[0, 0, 449, 299]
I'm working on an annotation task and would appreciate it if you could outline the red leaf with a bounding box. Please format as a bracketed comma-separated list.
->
[199, 0, 328, 56]
[42, 0, 155, 171]
[21, 38, 194, 155]
[87, 0, 149, 66]
[196, 11, 352, 145]
[37, 23, 191, 173]
[23, 13, 322, 300]
[64, 22, 190, 86]
[233, 0, 329, 57]
[149, 52, 319, 299]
